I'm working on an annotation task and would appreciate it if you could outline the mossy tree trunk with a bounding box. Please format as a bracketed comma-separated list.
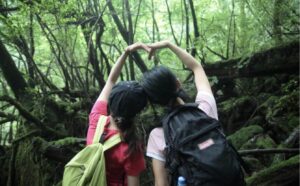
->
[0, 40, 87, 186]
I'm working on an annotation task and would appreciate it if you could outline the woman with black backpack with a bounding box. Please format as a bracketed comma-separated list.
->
[142, 41, 244, 186]
[86, 43, 149, 186]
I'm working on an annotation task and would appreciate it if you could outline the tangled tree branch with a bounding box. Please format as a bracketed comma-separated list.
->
[0, 95, 43, 127]
[0, 95, 66, 137]
[0, 119, 14, 125]
[0, 111, 17, 121]
[32, 137, 86, 163]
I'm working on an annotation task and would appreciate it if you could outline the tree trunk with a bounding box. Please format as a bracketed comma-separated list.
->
[124, 0, 135, 80]
[106, 0, 147, 72]
[0, 40, 27, 99]
[239, 0, 247, 51]
[273, 0, 283, 44]
[0, 39, 71, 186]
[188, 0, 199, 57]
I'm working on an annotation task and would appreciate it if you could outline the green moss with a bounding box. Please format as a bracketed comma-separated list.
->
[256, 136, 276, 148]
[269, 114, 299, 142]
[14, 140, 43, 186]
[218, 98, 236, 113]
[263, 89, 299, 122]
[219, 96, 253, 114]
[227, 125, 263, 149]
[241, 134, 276, 150]
[287, 115, 299, 131]
[243, 157, 265, 172]
[50, 137, 85, 147]
[246, 155, 300, 186]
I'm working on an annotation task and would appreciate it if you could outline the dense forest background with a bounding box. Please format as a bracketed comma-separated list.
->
[0, 0, 299, 185]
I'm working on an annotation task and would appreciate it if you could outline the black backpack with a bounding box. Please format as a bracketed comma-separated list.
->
[162, 103, 245, 186]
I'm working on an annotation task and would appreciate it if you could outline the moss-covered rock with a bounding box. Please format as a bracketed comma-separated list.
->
[253, 135, 276, 149]
[274, 114, 300, 135]
[268, 114, 299, 143]
[241, 134, 278, 166]
[246, 155, 299, 186]
[243, 157, 265, 173]
[241, 134, 277, 150]
[219, 96, 256, 115]
[227, 125, 263, 149]
[219, 96, 258, 134]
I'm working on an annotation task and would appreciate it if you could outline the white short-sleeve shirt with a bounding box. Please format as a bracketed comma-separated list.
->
[146, 91, 219, 162]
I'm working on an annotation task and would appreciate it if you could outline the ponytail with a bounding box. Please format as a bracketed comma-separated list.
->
[113, 117, 142, 156]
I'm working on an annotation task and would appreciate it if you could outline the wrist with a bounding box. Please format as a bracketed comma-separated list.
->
[124, 48, 130, 56]
[165, 40, 171, 48]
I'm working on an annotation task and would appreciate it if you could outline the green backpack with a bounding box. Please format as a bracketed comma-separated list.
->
[62, 115, 121, 186]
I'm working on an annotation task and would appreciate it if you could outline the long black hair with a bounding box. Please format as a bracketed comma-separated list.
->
[142, 65, 191, 107]
[108, 81, 147, 155]
[142, 66, 178, 106]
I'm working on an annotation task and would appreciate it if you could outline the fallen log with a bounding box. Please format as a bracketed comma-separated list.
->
[204, 41, 299, 78]
[32, 137, 86, 163]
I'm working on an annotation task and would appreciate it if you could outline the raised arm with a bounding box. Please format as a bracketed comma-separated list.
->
[148, 41, 212, 94]
[96, 51, 128, 102]
[97, 43, 150, 102]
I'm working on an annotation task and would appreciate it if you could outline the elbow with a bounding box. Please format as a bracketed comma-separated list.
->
[192, 63, 203, 73]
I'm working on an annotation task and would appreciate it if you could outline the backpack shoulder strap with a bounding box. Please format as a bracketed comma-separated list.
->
[92, 115, 122, 150]
[103, 134, 122, 151]
[228, 142, 251, 174]
[92, 115, 107, 144]
[162, 103, 200, 125]
[162, 103, 202, 146]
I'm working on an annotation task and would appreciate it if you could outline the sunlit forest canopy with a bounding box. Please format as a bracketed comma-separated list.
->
[0, 0, 299, 186]
[1, 0, 298, 87]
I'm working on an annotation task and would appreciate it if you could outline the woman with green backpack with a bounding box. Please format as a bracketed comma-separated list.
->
[86, 43, 149, 186]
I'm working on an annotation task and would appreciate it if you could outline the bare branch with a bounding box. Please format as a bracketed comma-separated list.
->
[0, 6, 19, 13]
[239, 148, 299, 156]
[206, 46, 227, 60]
[165, 0, 179, 45]
[0, 119, 15, 125]
[0, 111, 17, 121]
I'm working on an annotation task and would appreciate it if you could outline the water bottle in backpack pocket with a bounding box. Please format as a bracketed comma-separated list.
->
[177, 176, 187, 186]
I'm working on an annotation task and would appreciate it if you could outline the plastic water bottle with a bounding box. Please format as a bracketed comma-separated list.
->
[177, 176, 187, 186]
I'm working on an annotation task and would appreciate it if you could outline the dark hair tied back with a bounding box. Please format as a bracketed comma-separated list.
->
[108, 81, 147, 155]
